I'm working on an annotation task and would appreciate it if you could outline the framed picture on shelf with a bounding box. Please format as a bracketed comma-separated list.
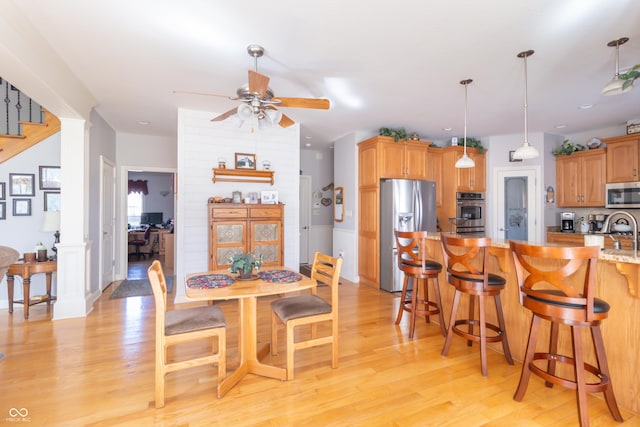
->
[0, 202, 5, 220]
[39, 166, 61, 190]
[261, 190, 278, 204]
[13, 198, 31, 216]
[235, 152, 256, 170]
[44, 192, 61, 211]
[9, 173, 35, 196]
[247, 192, 259, 204]
[0, 182, 5, 200]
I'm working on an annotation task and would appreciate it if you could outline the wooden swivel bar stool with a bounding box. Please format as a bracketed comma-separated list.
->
[394, 230, 446, 339]
[440, 234, 513, 376]
[510, 241, 622, 427]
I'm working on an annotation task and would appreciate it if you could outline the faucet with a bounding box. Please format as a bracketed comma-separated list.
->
[601, 211, 638, 251]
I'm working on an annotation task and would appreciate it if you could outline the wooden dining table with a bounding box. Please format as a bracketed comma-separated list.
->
[184, 266, 315, 397]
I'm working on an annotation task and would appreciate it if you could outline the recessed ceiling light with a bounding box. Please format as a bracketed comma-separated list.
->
[555, 124, 567, 129]
[578, 104, 593, 110]
[442, 127, 452, 131]
[138, 120, 150, 125]
[305, 143, 311, 147]
[304, 136, 312, 140]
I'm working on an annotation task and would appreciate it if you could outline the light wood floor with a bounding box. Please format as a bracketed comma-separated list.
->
[1, 262, 639, 426]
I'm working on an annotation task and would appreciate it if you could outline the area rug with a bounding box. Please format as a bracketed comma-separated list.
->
[109, 276, 173, 299]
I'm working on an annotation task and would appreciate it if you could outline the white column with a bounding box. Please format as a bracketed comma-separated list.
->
[53, 118, 90, 319]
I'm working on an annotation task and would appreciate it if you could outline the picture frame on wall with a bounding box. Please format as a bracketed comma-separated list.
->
[235, 152, 256, 170]
[39, 166, 61, 190]
[0, 202, 5, 220]
[0, 182, 5, 200]
[13, 198, 31, 216]
[261, 190, 278, 204]
[9, 173, 35, 196]
[44, 192, 61, 211]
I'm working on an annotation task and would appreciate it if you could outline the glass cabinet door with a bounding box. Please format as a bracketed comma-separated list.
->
[212, 221, 246, 269]
[251, 220, 282, 265]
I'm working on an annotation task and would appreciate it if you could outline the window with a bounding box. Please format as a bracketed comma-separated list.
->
[127, 192, 143, 227]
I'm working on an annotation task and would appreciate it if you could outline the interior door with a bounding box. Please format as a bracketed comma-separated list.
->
[100, 157, 116, 290]
[495, 167, 539, 241]
[299, 176, 311, 264]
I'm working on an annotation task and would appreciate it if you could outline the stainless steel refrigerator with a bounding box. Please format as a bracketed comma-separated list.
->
[380, 179, 437, 292]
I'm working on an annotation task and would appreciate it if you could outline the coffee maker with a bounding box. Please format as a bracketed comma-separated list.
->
[561, 212, 575, 232]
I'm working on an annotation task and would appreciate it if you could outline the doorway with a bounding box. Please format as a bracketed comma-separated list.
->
[121, 167, 176, 280]
[299, 175, 311, 265]
[494, 166, 542, 242]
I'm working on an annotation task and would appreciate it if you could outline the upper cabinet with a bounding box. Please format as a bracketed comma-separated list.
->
[378, 137, 428, 179]
[556, 148, 606, 207]
[442, 146, 486, 192]
[605, 134, 640, 183]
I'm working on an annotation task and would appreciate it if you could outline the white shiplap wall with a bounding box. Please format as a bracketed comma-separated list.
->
[175, 108, 300, 300]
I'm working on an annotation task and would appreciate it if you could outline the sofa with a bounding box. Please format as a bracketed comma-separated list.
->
[0, 246, 20, 282]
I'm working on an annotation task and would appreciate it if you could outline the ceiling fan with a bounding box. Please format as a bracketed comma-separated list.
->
[178, 44, 330, 128]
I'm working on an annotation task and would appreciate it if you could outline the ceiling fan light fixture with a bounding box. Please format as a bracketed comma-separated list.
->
[456, 79, 475, 169]
[513, 49, 539, 160]
[237, 103, 253, 121]
[266, 108, 282, 125]
[602, 37, 632, 96]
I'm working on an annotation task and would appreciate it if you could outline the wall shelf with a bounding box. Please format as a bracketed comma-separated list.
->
[212, 168, 274, 185]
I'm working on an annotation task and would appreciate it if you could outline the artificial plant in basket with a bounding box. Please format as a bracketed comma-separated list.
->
[228, 252, 263, 278]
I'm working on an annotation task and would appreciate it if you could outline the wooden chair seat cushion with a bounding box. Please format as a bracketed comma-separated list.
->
[165, 306, 226, 336]
[450, 272, 506, 286]
[271, 295, 331, 322]
[527, 289, 610, 314]
[399, 259, 442, 271]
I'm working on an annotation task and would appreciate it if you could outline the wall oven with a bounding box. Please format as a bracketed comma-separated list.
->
[455, 192, 485, 234]
[605, 182, 640, 208]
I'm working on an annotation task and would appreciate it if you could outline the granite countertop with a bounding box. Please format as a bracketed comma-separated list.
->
[428, 232, 640, 265]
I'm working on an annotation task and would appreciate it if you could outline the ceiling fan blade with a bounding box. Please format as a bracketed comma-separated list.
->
[248, 70, 270, 98]
[274, 97, 330, 110]
[279, 113, 295, 128]
[174, 90, 234, 100]
[211, 107, 238, 122]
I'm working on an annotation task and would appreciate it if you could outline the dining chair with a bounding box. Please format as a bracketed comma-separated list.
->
[440, 234, 513, 376]
[130, 227, 151, 259]
[147, 260, 226, 407]
[509, 241, 623, 427]
[394, 230, 446, 338]
[270, 251, 343, 380]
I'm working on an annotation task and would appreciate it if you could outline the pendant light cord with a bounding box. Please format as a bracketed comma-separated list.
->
[523, 53, 528, 145]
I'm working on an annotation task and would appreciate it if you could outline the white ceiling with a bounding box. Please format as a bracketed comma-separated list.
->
[14, 0, 640, 149]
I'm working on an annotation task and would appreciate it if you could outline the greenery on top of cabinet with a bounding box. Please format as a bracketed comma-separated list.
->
[379, 127, 407, 142]
[552, 139, 586, 156]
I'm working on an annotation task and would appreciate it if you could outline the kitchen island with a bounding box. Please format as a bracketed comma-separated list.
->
[422, 233, 640, 415]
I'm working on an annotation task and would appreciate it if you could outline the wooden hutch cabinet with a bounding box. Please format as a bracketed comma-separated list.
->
[604, 134, 640, 183]
[208, 201, 283, 270]
[556, 148, 606, 207]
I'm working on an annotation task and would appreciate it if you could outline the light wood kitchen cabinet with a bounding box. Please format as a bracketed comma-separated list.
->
[378, 137, 428, 179]
[556, 148, 606, 207]
[208, 202, 283, 270]
[604, 134, 640, 183]
[443, 146, 486, 192]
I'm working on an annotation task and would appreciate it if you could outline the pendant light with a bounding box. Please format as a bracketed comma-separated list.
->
[512, 50, 539, 160]
[602, 37, 632, 96]
[455, 79, 475, 169]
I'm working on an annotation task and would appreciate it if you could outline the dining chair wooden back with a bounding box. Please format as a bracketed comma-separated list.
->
[394, 230, 445, 338]
[270, 252, 342, 380]
[440, 234, 513, 376]
[509, 242, 622, 426]
[147, 260, 226, 407]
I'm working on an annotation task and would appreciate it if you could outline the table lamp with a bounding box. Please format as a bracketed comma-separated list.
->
[41, 211, 60, 260]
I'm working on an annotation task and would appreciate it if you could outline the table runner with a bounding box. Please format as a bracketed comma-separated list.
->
[187, 273, 235, 289]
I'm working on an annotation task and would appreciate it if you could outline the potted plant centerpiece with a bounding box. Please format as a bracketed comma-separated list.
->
[228, 252, 263, 279]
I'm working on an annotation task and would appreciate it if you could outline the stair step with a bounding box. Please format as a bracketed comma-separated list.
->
[18, 120, 46, 127]
[0, 133, 26, 139]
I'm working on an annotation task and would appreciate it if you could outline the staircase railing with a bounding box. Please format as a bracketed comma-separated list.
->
[1, 77, 44, 136]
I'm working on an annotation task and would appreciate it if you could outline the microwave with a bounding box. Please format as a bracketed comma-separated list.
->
[605, 182, 640, 208]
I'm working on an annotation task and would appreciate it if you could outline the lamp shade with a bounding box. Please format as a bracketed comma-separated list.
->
[512, 142, 539, 160]
[601, 77, 633, 96]
[41, 211, 60, 232]
[455, 153, 475, 168]
[237, 103, 253, 120]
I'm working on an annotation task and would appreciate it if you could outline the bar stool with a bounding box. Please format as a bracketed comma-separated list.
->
[510, 241, 623, 427]
[394, 230, 446, 339]
[440, 234, 513, 376]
